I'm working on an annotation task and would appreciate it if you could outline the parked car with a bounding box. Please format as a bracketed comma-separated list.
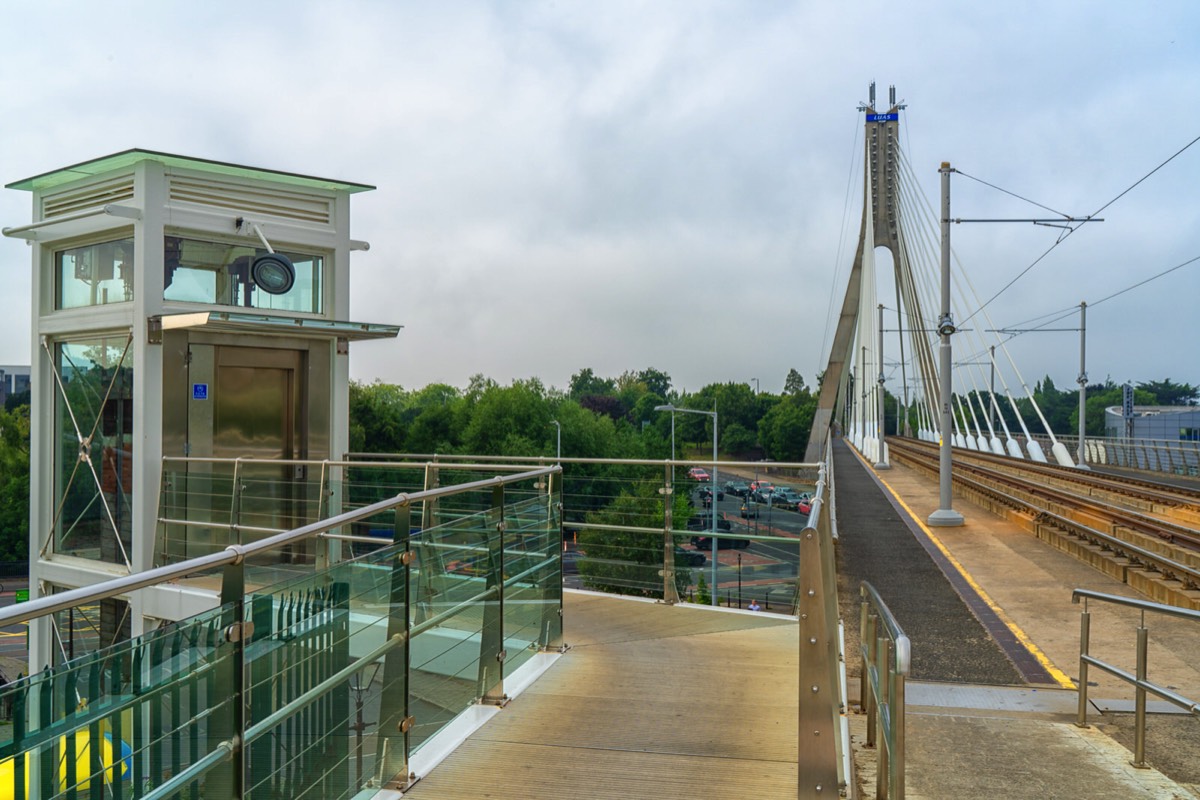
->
[698, 485, 725, 501]
[691, 534, 750, 551]
[724, 481, 750, 497]
[687, 467, 710, 481]
[687, 515, 732, 531]
[753, 487, 779, 504]
[673, 547, 707, 566]
[794, 499, 813, 515]
[749, 479, 774, 494]
[774, 489, 805, 510]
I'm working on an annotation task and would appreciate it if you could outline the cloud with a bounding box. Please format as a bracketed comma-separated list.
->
[1, 0, 1197, 404]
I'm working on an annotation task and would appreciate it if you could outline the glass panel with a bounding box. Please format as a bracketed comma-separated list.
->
[0, 602, 238, 799]
[164, 235, 324, 314]
[246, 540, 408, 799]
[408, 509, 492, 752]
[502, 496, 556, 677]
[156, 462, 331, 594]
[54, 336, 134, 564]
[55, 237, 134, 308]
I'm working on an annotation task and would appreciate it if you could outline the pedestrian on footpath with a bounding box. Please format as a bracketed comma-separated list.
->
[748, 599, 761, 611]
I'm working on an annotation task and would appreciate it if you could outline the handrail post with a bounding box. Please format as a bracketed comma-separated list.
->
[218, 559, 247, 797]
[892, 645, 906, 800]
[798, 522, 837, 798]
[1132, 623, 1149, 768]
[377, 504, 414, 790]
[479, 484, 507, 705]
[1076, 602, 1091, 727]
[422, 462, 439, 530]
[230, 458, 244, 547]
[662, 462, 679, 604]
[316, 459, 333, 570]
[864, 612, 878, 748]
[858, 596, 870, 712]
[541, 468, 565, 650]
[875, 635, 890, 800]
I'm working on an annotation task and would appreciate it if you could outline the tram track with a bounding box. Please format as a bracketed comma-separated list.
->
[886, 437, 1200, 609]
[894, 437, 1200, 527]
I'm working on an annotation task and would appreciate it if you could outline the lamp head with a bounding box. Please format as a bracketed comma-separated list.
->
[250, 252, 296, 295]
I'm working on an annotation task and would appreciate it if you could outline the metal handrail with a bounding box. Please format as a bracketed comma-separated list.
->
[346, 452, 821, 470]
[162, 455, 544, 472]
[859, 581, 910, 799]
[1, 466, 559, 628]
[1071, 588, 1200, 767]
[796, 442, 843, 800]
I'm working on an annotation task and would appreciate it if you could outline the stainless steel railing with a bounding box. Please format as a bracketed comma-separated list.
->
[797, 442, 846, 800]
[1072, 588, 1200, 767]
[859, 580, 911, 799]
[5, 464, 563, 799]
[1032, 434, 1200, 477]
[3, 467, 557, 629]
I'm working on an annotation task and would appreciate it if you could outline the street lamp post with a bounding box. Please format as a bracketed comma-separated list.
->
[752, 378, 760, 395]
[550, 420, 561, 462]
[655, 403, 719, 606]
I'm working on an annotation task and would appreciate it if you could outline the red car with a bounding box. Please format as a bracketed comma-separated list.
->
[688, 468, 710, 481]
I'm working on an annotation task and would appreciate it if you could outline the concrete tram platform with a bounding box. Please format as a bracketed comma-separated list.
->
[835, 440, 1200, 798]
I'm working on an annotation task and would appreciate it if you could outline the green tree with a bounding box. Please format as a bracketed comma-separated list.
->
[569, 368, 615, 399]
[577, 480, 694, 599]
[783, 369, 807, 396]
[462, 378, 552, 455]
[348, 381, 410, 453]
[758, 395, 816, 461]
[635, 368, 672, 400]
[0, 404, 30, 561]
[1138, 379, 1199, 406]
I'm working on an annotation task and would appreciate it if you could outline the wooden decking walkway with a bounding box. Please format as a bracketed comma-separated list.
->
[400, 591, 801, 800]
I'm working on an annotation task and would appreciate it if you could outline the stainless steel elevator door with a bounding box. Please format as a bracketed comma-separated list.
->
[213, 365, 293, 460]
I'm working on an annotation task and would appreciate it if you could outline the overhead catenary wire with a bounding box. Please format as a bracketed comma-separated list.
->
[959, 128, 1200, 325]
[953, 169, 1070, 219]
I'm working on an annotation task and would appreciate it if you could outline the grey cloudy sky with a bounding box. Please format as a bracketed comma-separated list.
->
[1, 1, 1197, 397]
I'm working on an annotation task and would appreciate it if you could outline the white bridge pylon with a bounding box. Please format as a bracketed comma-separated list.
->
[806, 83, 1075, 468]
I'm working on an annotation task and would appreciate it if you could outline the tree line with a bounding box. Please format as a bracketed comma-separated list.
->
[877, 377, 1198, 439]
[349, 367, 820, 462]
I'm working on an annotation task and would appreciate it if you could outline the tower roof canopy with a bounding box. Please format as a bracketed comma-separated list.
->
[7, 148, 375, 194]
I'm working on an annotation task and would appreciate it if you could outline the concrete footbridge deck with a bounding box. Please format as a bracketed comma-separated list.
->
[398, 441, 1199, 799]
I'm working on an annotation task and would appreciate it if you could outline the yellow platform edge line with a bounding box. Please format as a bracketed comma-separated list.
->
[852, 445, 1076, 689]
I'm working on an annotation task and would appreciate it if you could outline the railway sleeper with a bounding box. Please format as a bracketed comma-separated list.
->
[1109, 525, 1200, 573]
[1033, 517, 1200, 610]
[880, 446, 1200, 607]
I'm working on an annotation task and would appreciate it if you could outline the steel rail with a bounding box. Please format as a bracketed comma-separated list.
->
[889, 438, 1200, 551]
[891, 436, 1200, 512]
[891, 444, 1200, 588]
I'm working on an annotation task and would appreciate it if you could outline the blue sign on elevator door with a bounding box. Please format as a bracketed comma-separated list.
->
[192, 383, 209, 400]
